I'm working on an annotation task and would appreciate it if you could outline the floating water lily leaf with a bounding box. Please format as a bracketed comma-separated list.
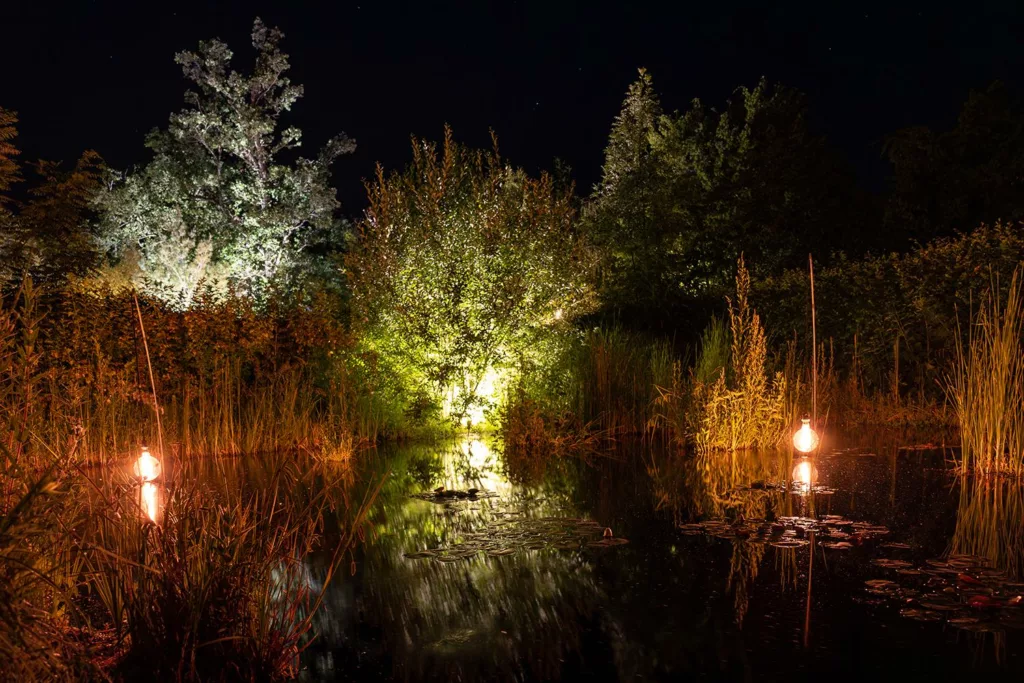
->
[872, 559, 913, 569]
[822, 541, 853, 550]
[948, 616, 981, 625]
[901, 608, 942, 621]
[404, 551, 436, 559]
[919, 601, 960, 611]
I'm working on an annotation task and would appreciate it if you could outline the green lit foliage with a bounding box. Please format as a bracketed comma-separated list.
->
[587, 71, 864, 316]
[498, 326, 675, 453]
[347, 128, 595, 425]
[97, 19, 354, 308]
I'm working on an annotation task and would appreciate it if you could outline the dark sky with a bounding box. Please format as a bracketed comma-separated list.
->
[7, 1, 1024, 212]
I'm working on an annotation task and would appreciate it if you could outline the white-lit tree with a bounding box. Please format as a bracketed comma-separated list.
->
[98, 19, 353, 307]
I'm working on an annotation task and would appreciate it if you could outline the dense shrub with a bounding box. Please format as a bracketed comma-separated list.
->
[755, 222, 1024, 408]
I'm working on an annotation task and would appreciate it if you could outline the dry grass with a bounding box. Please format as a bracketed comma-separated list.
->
[655, 258, 787, 451]
[0, 279, 385, 680]
[76, 457, 379, 680]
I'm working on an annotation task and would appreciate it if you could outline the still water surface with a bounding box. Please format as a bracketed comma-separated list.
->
[300, 430, 1024, 681]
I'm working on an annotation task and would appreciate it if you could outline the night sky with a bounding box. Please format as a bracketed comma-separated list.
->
[7, 1, 1024, 212]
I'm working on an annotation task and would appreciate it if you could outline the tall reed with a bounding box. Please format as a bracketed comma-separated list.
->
[566, 327, 675, 435]
[946, 270, 1024, 476]
[951, 478, 1024, 579]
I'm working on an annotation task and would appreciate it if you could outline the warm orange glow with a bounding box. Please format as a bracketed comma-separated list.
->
[133, 447, 162, 482]
[792, 458, 817, 492]
[140, 482, 160, 523]
[792, 418, 820, 453]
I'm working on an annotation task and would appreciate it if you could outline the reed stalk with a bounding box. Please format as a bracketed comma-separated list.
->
[946, 270, 1024, 476]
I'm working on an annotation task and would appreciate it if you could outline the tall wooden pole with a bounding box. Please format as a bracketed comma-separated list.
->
[810, 254, 817, 427]
[134, 293, 164, 458]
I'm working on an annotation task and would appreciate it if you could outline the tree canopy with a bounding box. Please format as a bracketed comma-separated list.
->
[97, 19, 354, 308]
[885, 81, 1024, 246]
[586, 71, 868, 321]
[347, 128, 595, 424]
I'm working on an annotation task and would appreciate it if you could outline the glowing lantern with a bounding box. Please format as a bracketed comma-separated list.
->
[792, 458, 818, 493]
[133, 446, 162, 482]
[792, 418, 820, 453]
[140, 482, 160, 523]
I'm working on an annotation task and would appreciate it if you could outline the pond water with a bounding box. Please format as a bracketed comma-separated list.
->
[300, 430, 1024, 681]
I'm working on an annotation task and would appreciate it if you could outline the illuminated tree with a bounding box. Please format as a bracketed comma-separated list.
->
[97, 19, 354, 307]
[347, 128, 595, 424]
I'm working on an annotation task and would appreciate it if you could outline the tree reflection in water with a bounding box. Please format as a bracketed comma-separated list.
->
[953, 477, 1024, 580]
[647, 445, 809, 625]
[298, 432, 1023, 681]
[305, 437, 614, 681]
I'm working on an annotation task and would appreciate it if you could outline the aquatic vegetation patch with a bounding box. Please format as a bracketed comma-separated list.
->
[864, 553, 1024, 632]
[411, 487, 498, 503]
[678, 515, 888, 546]
[404, 513, 628, 563]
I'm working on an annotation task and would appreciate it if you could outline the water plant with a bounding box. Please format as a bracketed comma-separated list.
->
[946, 269, 1024, 476]
[77, 457, 377, 680]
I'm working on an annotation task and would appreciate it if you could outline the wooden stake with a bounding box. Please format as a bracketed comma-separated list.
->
[810, 254, 817, 426]
[133, 293, 164, 458]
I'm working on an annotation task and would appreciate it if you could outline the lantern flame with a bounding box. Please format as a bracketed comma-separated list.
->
[792, 418, 820, 453]
[133, 447, 161, 482]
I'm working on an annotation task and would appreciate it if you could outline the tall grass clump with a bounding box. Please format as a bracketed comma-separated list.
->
[656, 257, 787, 451]
[497, 326, 676, 454]
[946, 270, 1024, 476]
[0, 281, 96, 680]
[0, 281, 406, 466]
[77, 459, 377, 680]
[566, 327, 675, 435]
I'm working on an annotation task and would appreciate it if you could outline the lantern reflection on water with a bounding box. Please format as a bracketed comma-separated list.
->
[792, 458, 818, 494]
[140, 482, 160, 523]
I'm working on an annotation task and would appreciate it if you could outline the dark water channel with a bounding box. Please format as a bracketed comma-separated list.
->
[301, 430, 1024, 682]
